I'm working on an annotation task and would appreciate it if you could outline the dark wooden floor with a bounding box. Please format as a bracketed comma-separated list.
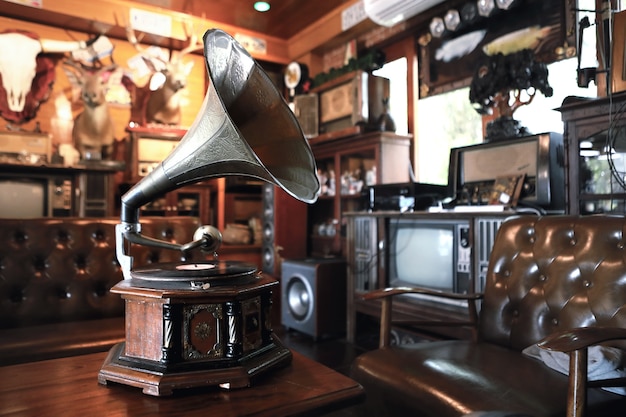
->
[274, 324, 380, 417]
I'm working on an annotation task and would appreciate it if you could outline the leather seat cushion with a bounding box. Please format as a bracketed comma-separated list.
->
[0, 317, 125, 366]
[351, 340, 624, 417]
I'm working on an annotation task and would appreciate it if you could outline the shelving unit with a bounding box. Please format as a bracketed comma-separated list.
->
[308, 130, 411, 257]
[124, 128, 264, 255]
[559, 93, 626, 214]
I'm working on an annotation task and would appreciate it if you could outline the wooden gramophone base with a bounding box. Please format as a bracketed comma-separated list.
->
[98, 272, 290, 396]
[99, 341, 292, 396]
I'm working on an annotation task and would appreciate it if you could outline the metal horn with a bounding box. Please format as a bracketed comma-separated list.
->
[117, 29, 320, 279]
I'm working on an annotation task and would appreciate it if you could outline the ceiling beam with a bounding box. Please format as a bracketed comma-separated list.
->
[287, 0, 379, 61]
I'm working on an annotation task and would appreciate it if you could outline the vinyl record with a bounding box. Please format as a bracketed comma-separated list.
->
[130, 260, 258, 284]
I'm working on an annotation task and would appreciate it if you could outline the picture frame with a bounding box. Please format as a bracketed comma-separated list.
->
[418, 0, 575, 98]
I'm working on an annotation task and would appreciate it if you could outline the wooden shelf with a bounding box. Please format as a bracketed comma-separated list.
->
[308, 131, 412, 257]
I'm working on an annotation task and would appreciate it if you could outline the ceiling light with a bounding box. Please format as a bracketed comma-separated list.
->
[444, 10, 461, 31]
[254, 1, 270, 12]
[429, 17, 446, 38]
[495, 0, 516, 9]
[477, 0, 495, 17]
[460, 3, 478, 23]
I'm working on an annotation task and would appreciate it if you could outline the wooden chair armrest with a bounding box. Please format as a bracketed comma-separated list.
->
[360, 286, 483, 302]
[538, 327, 626, 353]
[537, 327, 626, 417]
[360, 287, 484, 348]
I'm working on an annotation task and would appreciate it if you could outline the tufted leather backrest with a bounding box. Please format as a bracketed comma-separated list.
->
[479, 215, 626, 351]
[0, 217, 201, 329]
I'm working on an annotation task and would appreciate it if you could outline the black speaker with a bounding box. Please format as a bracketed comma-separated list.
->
[262, 184, 308, 277]
[281, 258, 346, 340]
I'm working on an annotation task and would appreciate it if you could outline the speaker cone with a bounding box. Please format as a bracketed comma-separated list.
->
[286, 277, 312, 321]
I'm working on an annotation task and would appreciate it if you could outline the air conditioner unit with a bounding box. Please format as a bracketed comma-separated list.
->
[363, 0, 445, 27]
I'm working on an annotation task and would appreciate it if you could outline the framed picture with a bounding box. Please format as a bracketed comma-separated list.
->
[418, 0, 576, 98]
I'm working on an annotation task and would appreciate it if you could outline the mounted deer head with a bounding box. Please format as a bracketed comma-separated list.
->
[63, 59, 118, 159]
[125, 22, 202, 126]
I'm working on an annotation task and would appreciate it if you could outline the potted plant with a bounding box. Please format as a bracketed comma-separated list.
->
[469, 48, 553, 141]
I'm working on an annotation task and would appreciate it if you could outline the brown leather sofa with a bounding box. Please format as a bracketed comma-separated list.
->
[0, 216, 202, 366]
[351, 215, 626, 417]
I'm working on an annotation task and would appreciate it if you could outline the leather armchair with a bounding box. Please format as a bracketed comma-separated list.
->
[351, 215, 626, 417]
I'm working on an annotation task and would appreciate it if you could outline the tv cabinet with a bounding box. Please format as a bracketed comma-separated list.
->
[344, 211, 511, 343]
[308, 130, 411, 257]
[0, 162, 121, 218]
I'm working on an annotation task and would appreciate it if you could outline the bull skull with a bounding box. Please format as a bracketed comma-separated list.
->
[0, 30, 87, 122]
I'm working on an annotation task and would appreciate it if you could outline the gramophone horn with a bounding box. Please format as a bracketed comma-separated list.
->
[121, 29, 319, 224]
[116, 29, 319, 279]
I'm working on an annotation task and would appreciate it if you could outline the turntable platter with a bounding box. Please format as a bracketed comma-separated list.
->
[130, 260, 258, 285]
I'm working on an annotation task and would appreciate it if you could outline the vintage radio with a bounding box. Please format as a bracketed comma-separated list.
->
[126, 126, 185, 180]
[0, 131, 51, 164]
[313, 70, 390, 135]
[448, 132, 565, 212]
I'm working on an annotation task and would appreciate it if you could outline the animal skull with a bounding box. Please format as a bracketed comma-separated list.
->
[0, 30, 85, 122]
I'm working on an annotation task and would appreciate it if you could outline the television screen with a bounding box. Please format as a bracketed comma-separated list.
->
[391, 224, 455, 291]
[0, 180, 45, 218]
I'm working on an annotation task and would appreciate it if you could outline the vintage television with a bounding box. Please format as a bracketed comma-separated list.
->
[448, 132, 565, 212]
[313, 70, 390, 135]
[0, 174, 73, 218]
[351, 214, 504, 317]
[387, 218, 472, 302]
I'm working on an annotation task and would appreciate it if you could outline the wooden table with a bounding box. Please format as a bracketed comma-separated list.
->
[0, 350, 363, 416]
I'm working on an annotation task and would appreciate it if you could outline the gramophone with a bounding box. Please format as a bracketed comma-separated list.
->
[98, 29, 319, 396]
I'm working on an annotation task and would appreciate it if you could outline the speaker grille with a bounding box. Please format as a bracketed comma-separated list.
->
[475, 217, 504, 292]
[353, 216, 378, 291]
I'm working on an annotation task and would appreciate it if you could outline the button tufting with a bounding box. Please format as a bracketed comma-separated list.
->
[584, 280, 592, 288]
[539, 274, 546, 282]
[619, 242, 625, 250]
[9, 287, 25, 303]
[56, 230, 69, 244]
[570, 239, 577, 246]
[13, 230, 27, 244]
[552, 318, 558, 325]
[93, 229, 105, 242]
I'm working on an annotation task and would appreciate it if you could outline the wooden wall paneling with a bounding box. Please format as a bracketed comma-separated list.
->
[1, 0, 290, 64]
[0, 15, 206, 149]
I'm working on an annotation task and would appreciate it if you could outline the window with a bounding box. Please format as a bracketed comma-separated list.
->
[373, 57, 408, 135]
[416, 88, 482, 185]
